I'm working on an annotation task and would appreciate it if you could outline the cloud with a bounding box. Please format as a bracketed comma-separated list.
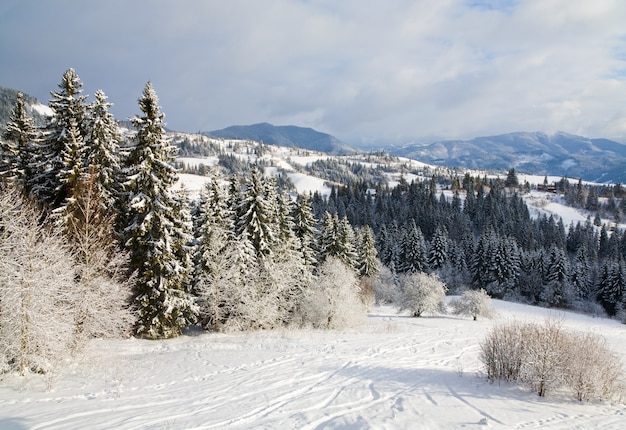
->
[1, 0, 625, 143]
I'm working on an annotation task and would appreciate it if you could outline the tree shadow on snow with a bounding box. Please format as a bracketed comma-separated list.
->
[0, 418, 28, 430]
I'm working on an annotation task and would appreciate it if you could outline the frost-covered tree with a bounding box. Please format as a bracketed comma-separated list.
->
[298, 257, 365, 329]
[1, 92, 39, 192]
[268, 191, 311, 321]
[451, 288, 494, 320]
[0, 188, 77, 375]
[56, 167, 136, 339]
[120, 82, 197, 339]
[192, 177, 234, 330]
[397, 272, 448, 317]
[207, 229, 260, 332]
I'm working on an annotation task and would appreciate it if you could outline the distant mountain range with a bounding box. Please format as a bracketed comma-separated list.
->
[387, 132, 626, 183]
[204, 123, 358, 155]
[3, 85, 626, 183]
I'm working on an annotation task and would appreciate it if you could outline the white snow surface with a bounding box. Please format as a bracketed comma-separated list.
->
[30, 103, 54, 117]
[2, 300, 625, 429]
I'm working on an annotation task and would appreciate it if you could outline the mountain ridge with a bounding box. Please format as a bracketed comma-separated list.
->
[204, 122, 358, 155]
[387, 131, 626, 183]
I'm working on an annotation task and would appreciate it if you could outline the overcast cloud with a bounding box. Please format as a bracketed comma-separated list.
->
[1, 0, 625, 144]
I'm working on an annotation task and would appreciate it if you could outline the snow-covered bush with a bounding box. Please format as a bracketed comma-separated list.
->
[480, 318, 625, 400]
[451, 289, 494, 320]
[397, 272, 447, 317]
[298, 257, 366, 330]
[371, 266, 399, 305]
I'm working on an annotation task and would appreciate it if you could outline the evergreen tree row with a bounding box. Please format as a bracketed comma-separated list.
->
[310, 177, 626, 317]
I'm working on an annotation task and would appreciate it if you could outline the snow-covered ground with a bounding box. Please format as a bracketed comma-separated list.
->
[2, 300, 625, 429]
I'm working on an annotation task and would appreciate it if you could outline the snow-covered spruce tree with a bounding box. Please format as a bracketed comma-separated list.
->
[318, 211, 339, 262]
[397, 271, 448, 317]
[0, 187, 77, 376]
[291, 193, 319, 268]
[356, 225, 380, 279]
[84, 90, 123, 209]
[428, 226, 448, 271]
[318, 211, 359, 270]
[451, 288, 494, 320]
[235, 164, 278, 258]
[401, 220, 428, 273]
[1, 92, 39, 192]
[120, 82, 197, 339]
[298, 256, 365, 329]
[57, 117, 86, 205]
[337, 216, 359, 270]
[355, 225, 380, 309]
[598, 259, 626, 317]
[540, 245, 572, 307]
[32, 68, 88, 209]
[570, 245, 594, 302]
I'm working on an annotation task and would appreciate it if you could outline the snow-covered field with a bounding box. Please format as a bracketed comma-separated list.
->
[2, 301, 625, 429]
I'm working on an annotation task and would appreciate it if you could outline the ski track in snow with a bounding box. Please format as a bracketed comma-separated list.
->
[1, 302, 626, 429]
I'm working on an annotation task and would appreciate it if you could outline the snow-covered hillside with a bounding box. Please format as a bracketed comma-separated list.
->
[1, 300, 624, 429]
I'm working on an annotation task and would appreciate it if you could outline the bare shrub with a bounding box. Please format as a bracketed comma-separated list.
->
[451, 288, 495, 320]
[520, 319, 568, 397]
[563, 332, 624, 401]
[480, 320, 528, 382]
[480, 318, 625, 401]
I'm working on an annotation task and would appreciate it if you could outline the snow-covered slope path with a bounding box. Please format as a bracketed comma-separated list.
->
[1, 302, 625, 429]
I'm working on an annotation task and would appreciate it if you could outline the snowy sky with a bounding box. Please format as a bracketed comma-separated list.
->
[1, 0, 626, 144]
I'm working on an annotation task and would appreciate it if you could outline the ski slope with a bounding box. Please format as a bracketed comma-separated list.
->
[1, 300, 625, 429]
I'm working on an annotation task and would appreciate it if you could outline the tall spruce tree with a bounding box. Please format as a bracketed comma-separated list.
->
[356, 225, 380, 278]
[402, 220, 428, 273]
[34, 68, 88, 208]
[84, 90, 122, 209]
[121, 82, 197, 339]
[235, 164, 277, 259]
[1, 92, 39, 192]
[292, 193, 319, 268]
